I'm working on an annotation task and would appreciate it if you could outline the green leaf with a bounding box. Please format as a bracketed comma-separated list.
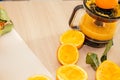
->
[0, 8, 10, 21]
[86, 53, 99, 71]
[0, 23, 13, 36]
[101, 40, 113, 62]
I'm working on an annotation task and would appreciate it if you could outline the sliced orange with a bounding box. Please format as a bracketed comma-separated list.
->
[28, 75, 51, 80]
[60, 29, 85, 48]
[57, 43, 79, 65]
[96, 60, 120, 80]
[56, 65, 88, 80]
[95, 0, 118, 9]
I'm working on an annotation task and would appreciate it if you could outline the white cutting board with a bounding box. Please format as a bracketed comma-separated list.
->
[0, 29, 53, 80]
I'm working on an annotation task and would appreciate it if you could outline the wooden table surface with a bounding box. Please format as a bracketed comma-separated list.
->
[1, 1, 120, 80]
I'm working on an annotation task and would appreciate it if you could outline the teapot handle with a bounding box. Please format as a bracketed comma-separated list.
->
[69, 5, 84, 29]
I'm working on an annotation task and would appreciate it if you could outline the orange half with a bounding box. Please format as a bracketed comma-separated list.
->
[28, 75, 51, 80]
[56, 65, 88, 80]
[95, 0, 118, 9]
[60, 29, 85, 48]
[57, 44, 79, 65]
[96, 60, 120, 80]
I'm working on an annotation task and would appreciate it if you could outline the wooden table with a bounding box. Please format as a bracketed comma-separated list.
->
[1, 1, 120, 80]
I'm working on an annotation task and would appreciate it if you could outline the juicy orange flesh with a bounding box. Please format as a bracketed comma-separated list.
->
[60, 30, 85, 48]
[95, 0, 118, 9]
[58, 44, 78, 64]
[57, 65, 87, 80]
[96, 60, 120, 80]
[80, 14, 116, 40]
[28, 75, 50, 80]
[29, 77, 47, 80]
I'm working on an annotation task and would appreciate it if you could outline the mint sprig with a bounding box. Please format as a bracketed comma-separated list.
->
[86, 40, 113, 71]
[100, 40, 113, 62]
[86, 53, 99, 70]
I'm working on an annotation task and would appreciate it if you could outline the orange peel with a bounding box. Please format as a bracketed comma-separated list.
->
[56, 65, 88, 80]
[57, 43, 79, 65]
[28, 74, 51, 80]
[60, 29, 85, 48]
[96, 60, 120, 80]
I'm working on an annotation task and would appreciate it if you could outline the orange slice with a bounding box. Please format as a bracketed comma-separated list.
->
[28, 75, 51, 80]
[57, 43, 79, 65]
[60, 29, 85, 48]
[56, 65, 88, 80]
[95, 0, 118, 9]
[96, 60, 120, 80]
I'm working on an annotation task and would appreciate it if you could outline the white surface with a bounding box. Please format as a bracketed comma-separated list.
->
[0, 29, 53, 80]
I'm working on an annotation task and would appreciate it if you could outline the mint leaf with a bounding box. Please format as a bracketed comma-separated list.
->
[86, 53, 99, 70]
[101, 40, 113, 62]
[0, 8, 10, 21]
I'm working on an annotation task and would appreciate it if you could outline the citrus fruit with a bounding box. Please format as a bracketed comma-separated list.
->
[80, 13, 116, 41]
[60, 29, 85, 48]
[28, 75, 51, 80]
[56, 65, 88, 80]
[0, 22, 5, 30]
[95, 0, 118, 9]
[57, 43, 79, 65]
[96, 60, 120, 80]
